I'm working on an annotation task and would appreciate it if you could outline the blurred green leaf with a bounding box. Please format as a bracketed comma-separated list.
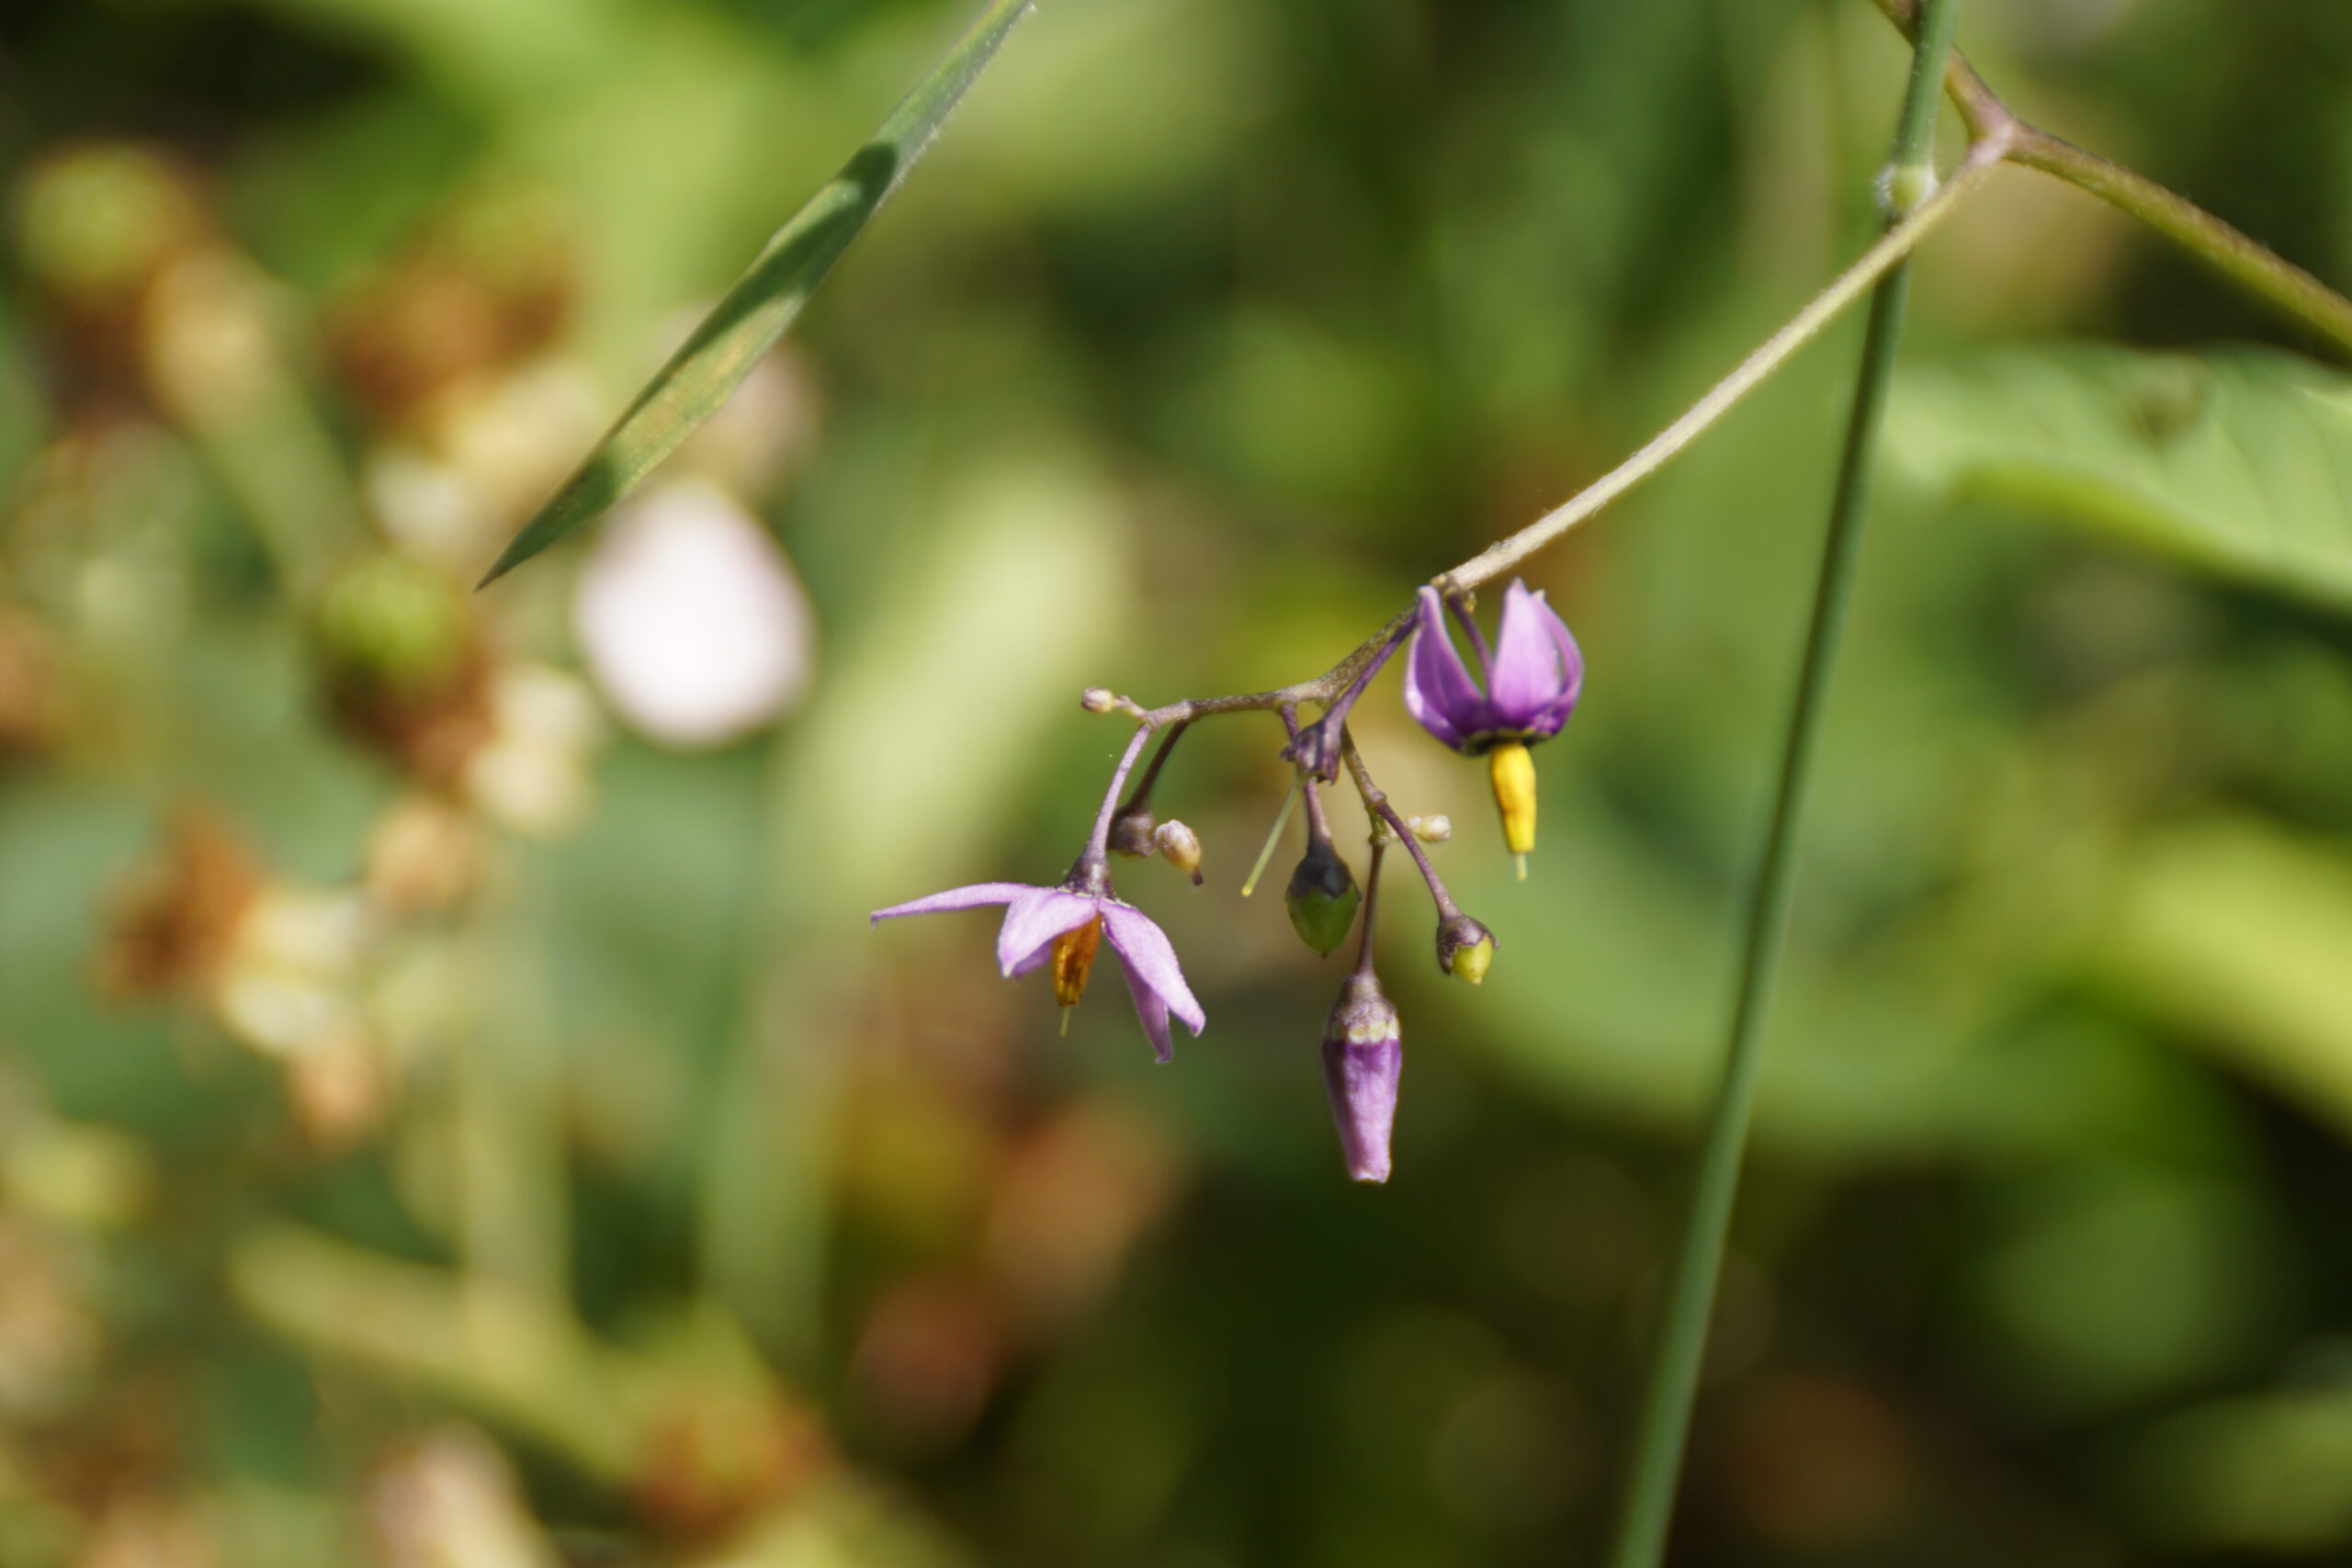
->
[2131, 1389, 2352, 1552]
[2097, 815, 2352, 1140]
[478, 0, 1033, 586]
[1890, 344, 2352, 612]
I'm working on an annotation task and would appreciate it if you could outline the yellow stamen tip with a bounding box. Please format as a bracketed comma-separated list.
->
[1049, 915, 1102, 1010]
[1488, 742, 1538, 858]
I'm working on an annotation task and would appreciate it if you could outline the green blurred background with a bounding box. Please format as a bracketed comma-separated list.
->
[8, 0, 2352, 1562]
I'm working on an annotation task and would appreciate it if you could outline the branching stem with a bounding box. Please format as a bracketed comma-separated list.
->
[1866, 0, 2352, 357]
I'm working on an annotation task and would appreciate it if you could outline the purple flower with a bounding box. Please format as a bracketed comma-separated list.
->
[1403, 580, 1584, 753]
[1403, 581, 1583, 874]
[869, 877, 1204, 1061]
[1321, 973, 1401, 1183]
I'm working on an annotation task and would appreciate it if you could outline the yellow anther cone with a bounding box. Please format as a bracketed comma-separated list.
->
[1487, 742, 1537, 871]
[1050, 915, 1102, 1010]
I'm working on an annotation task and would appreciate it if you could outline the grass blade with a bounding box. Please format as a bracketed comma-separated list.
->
[478, 0, 1035, 587]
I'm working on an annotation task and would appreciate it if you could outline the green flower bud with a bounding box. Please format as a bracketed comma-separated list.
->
[1436, 912, 1496, 985]
[317, 553, 468, 694]
[1284, 841, 1362, 956]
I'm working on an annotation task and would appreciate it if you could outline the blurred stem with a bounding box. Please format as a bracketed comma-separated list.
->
[1606, 2, 1963, 1564]
[458, 865, 571, 1303]
[1864, 0, 2352, 357]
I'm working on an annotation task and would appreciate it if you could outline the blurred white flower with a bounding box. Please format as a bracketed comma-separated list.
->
[371, 1427, 560, 1568]
[214, 888, 375, 1060]
[462, 661, 604, 837]
[572, 479, 815, 750]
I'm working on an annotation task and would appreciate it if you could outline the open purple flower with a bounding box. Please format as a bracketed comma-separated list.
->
[1402, 580, 1584, 874]
[870, 874, 1204, 1061]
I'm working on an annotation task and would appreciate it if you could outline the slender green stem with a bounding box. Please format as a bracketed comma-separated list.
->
[1606, 3, 1963, 1565]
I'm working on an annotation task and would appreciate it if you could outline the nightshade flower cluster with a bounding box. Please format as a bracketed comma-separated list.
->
[871, 579, 1586, 1184]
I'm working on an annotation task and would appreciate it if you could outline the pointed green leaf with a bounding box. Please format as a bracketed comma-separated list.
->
[1889, 343, 2352, 614]
[479, 0, 1034, 588]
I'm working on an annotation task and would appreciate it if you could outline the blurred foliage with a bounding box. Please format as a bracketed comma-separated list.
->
[6, 0, 2352, 1564]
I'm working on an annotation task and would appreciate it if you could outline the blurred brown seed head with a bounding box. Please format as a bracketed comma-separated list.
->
[328, 185, 573, 429]
[0, 608, 61, 760]
[628, 1392, 828, 1544]
[13, 143, 209, 414]
[96, 811, 262, 1001]
[364, 796, 483, 917]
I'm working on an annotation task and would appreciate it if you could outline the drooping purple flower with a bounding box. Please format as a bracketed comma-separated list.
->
[869, 877, 1204, 1061]
[1321, 972, 1401, 1183]
[1402, 580, 1584, 874]
[1403, 580, 1583, 753]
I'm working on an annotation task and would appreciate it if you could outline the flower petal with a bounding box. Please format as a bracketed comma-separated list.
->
[1322, 1033, 1401, 1183]
[1532, 591, 1586, 731]
[1487, 581, 1571, 725]
[1118, 959, 1174, 1063]
[869, 882, 1035, 927]
[1402, 587, 1485, 750]
[1100, 903, 1204, 1035]
[995, 887, 1101, 977]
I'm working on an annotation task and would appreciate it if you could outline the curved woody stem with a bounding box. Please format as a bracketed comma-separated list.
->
[1866, 0, 2352, 357]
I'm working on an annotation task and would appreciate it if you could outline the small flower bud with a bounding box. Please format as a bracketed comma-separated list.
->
[1875, 161, 1938, 220]
[1284, 841, 1362, 957]
[1408, 815, 1452, 843]
[1154, 819, 1204, 885]
[1436, 913, 1496, 986]
[1080, 687, 1117, 713]
[1322, 973, 1402, 1183]
[317, 553, 469, 695]
[1108, 801, 1158, 859]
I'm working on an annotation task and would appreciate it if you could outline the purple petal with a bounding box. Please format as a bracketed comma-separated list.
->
[1402, 587, 1486, 750]
[870, 882, 1035, 927]
[1533, 591, 1585, 730]
[1099, 903, 1204, 1035]
[1322, 1033, 1401, 1183]
[1119, 960, 1174, 1063]
[1487, 581, 1571, 725]
[995, 887, 1102, 977]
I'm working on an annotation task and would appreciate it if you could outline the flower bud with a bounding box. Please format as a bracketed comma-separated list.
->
[1284, 841, 1361, 956]
[1154, 819, 1204, 885]
[1322, 973, 1402, 1183]
[1108, 800, 1158, 859]
[1408, 815, 1452, 843]
[1436, 913, 1496, 986]
[317, 553, 469, 696]
[1080, 687, 1118, 713]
